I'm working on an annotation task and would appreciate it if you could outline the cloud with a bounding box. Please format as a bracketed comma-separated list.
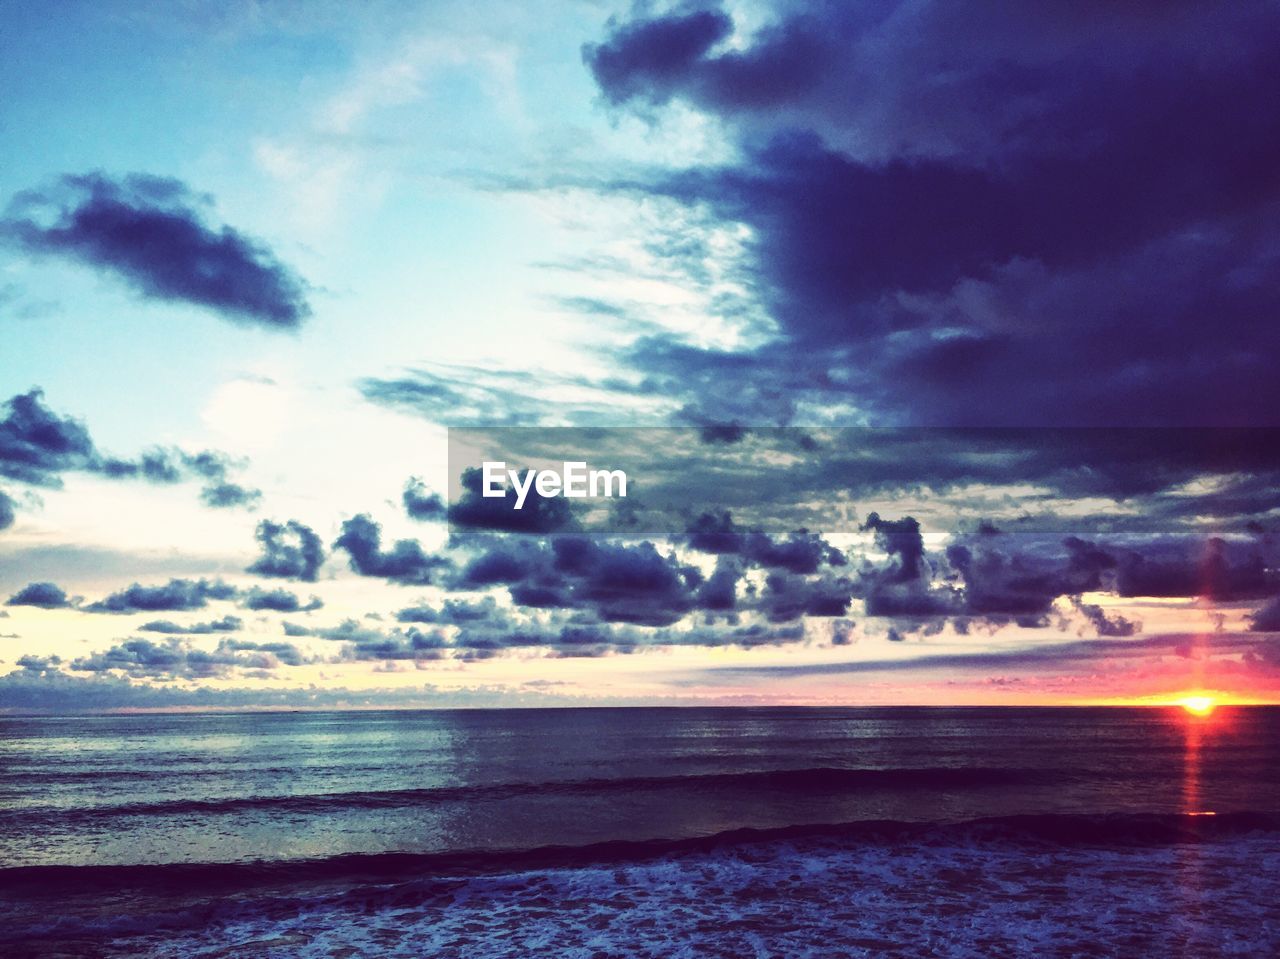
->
[1113, 537, 1272, 601]
[863, 513, 927, 583]
[200, 481, 262, 509]
[585, 3, 1280, 427]
[97, 446, 262, 511]
[684, 511, 843, 573]
[241, 586, 323, 613]
[395, 596, 500, 625]
[220, 639, 311, 667]
[86, 578, 237, 613]
[333, 514, 449, 585]
[3, 172, 310, 328]
[505, 536, 704, 626]
[758, 570, 854, 623]
[1070, 597, 1140, 638]
[1248, 598, 1280, 632]
[247, 519, 325, 582]
[292, 618, 455, 663]
[335, 625, 450, 663]
[13, 653, 61, 673]
[359, 363, 635, 427]
[448, 466, 578, 534]
[69, 636, 309, 678]
[181, 449, 262, 510]
[138, 615, 243, 635]
[584, 9, 734, 108]
[455, 538, 548, 589]
[0, 489, 13, 530]
[0, 389, 261, 522]
[6, 581, 73, 609]
[0, 388, 95, 486]
[695, 556, 740, 612]
[402, 478, 445, 520]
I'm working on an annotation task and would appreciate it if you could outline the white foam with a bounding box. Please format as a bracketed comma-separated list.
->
[108, 835, 1280, 957]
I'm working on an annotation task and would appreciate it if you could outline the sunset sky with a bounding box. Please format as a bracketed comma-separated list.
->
[2, 0, 1279, 710]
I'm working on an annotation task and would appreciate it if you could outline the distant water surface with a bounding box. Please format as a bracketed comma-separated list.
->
[2, 706, 1276, 869]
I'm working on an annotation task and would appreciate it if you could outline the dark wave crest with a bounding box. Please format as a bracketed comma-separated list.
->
[4, 810, 1276, 900]
[9, 765, 1055, 822]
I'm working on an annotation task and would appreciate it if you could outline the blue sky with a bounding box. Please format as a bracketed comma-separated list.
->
[2, 1, 1280, 710]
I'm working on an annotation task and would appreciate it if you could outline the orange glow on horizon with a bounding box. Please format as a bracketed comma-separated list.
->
[1084, 688, 1273, 710]
[1179, 695, 1216, 717]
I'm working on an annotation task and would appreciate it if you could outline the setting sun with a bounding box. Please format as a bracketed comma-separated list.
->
[1179, 695, 1217, 717]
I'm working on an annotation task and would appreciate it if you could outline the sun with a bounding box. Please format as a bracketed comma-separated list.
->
[1179, 695, 1216, 717]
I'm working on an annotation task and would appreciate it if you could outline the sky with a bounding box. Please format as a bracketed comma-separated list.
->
[2, 0, 1279, 711]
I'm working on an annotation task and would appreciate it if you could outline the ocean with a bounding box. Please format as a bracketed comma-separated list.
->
[2, 706, 1278, 956]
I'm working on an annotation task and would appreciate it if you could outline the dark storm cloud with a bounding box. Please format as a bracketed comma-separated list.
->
[2, 172, 310, 328]
[403, 478, 446, 520]
[845, 511, 1278, 632]
[138, 615, 243, 635]
[698, 424, 749, 444]
[422, 425, 1280, 541]
[240, 586, 323, 613]
[86, 578, 237, 613]
[695, 556, 740, 612]
[0, 489, 14, 530]
[246, 519, 325, 581]
[587, 2, 1280, 427]
[620, 338, 804, 427]
[6, 581, 73, 609]
[584, 8, 735, 107]
[758, 570, 854, 623]
[437, 505, 1277, 643]
[448, 466, 578, 534]
[1112, 537, 1274, 601]
[333, 514, 449, 585]
[454, 538, 548, 588]
[940, 534, 1107, 621]
[70, 636, 309, 678]
[451, 535, 703, 626]
[862, 513, 927, 584]
[543, 536, 703, 626]
[684, 511, 843, 573]
[1250, 599, 1280, 633]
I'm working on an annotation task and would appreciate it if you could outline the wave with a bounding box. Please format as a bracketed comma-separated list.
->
[4, 765, 1054, 820]
[3, 810, 1277, 900]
